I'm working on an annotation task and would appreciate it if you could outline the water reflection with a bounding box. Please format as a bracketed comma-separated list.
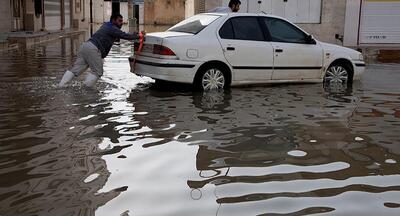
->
[0, 33, 400, 216]
[126, 81, 400, 215]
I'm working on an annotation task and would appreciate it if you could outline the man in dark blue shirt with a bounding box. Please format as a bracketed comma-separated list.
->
[59, 13, 144, 87]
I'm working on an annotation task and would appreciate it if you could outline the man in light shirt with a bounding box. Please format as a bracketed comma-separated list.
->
[209, 0, 241, 13]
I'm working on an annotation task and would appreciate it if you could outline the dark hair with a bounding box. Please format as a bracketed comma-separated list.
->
[110, 13, 123, 21]
[229, 0, 241, 7]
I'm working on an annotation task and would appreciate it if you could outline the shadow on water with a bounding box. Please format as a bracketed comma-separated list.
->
[0, 33, 400, 216]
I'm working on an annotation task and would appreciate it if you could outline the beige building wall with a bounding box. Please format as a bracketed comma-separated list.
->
[204, 0, 223, 12]
[0, 0, 12, 33]
[72, 0, 90, 29]
[344, 0, 362, 47]
[297, 0, 347, 45]
[185, 0, 195, 18]
[144, 0, 185, 25]
[186, 0, 221, 18]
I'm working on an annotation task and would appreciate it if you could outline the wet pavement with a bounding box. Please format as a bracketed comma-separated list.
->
[0, 33, 400, 216]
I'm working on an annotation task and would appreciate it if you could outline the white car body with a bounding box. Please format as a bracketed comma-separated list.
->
[130, 13, 365, 88]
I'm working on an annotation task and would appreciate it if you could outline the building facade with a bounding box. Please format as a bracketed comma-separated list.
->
[186, 0, 400, 47]
[144, 0, 185, 25]
[0, 0, 99, 34]
[0, 0, 12, 33]
[344, 0, 400, 46]
[90, 0, 143, 25]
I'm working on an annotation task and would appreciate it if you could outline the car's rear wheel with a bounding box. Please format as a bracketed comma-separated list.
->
[195, 67, 227, 91]
[324, 64, 351, 85]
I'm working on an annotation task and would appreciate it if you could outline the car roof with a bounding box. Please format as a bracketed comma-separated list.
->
[203, 12, 283, 19]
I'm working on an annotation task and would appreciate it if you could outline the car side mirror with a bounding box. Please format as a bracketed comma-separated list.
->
[305, 35, 317, 45]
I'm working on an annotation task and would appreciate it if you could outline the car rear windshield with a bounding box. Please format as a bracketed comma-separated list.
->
[168, 14, 221, 34]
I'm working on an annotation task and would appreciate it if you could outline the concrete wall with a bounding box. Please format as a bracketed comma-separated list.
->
[0, 0, 12, 33]
[139, 3, 144, 24]
[343, 0, 361, 47]
[120, 2, 129, 23]
[72, 0, 90, 29]
[185, 0, 195, 18]
[297, 0, 347, 45]
[144, 0, 185, 25]
[205, 0, 222, 12]
[93, 0, 106, 23]
[186, 0, 221, 18]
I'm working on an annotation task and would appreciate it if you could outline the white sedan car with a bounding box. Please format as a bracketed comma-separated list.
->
[130, 13, 365, 91]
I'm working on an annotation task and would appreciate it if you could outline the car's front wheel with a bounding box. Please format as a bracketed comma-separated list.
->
[195, 67, 228, 91]
[324, 64, 352, 85]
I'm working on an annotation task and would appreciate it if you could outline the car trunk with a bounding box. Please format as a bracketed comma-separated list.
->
[134, 32, 193, 56]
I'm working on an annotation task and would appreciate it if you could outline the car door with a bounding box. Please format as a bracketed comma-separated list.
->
[218, 16, 274, 82]
[262, 17, 324, 80]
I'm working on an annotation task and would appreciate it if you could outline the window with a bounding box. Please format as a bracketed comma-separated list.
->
[219, 17, 265, 41]
[219, 20, 234, 39]
[264, 18, 307, 43]
[169, 14, 221, 34]
[231, 17, 265, 41]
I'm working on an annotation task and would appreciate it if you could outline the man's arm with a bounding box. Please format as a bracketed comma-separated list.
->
[110, 26, 140, 40]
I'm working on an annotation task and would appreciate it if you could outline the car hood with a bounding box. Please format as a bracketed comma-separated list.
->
[319, 42, 361, 59]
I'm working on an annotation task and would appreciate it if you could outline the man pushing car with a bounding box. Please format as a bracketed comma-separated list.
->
[58, 13, 145, 88]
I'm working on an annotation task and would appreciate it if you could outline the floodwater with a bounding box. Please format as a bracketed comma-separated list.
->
[1, 33, 400, 216]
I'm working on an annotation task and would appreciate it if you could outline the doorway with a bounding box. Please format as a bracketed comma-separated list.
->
[112, 0, 120, 15]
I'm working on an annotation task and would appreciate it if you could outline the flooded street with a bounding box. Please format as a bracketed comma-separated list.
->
[0, 34, 400, 216]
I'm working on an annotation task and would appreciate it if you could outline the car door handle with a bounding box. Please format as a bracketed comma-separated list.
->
[275, 49, 283, 53]
[227, 47, 235, 51]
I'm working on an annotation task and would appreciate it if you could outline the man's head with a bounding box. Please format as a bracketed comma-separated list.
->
[110, 14, 123, 28]
[229, 0, 241, 12]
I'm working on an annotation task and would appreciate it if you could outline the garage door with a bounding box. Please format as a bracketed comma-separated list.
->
[45, 0, 61, 31]
[64, 0, 70, 29]
[360, 0, 400, 44]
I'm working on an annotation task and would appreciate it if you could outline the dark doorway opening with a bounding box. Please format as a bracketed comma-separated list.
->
[135, 4, 139, 24]
[112, 1, 120, 15]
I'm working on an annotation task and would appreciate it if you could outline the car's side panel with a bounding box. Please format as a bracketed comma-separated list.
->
[271, 42, 324, 80]
[219, 39, 274, 81]
[215, 16, 274, 82]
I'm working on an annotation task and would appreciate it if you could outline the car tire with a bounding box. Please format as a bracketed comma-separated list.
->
[324, 63, 353, 86]
[194, 66, 228, 91]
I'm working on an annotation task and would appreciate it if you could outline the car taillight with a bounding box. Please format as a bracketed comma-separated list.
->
[153, 44, 176, 56]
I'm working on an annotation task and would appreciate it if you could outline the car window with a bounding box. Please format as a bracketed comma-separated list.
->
[219, 20, 234, 39]
[226, 17, 264, 41]
[168, 14, 221, 34]
[264, 18, 307, 43]
[231, 17, 265, 41]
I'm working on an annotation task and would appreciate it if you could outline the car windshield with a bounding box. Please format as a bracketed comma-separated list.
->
[168, 14, 221, 34]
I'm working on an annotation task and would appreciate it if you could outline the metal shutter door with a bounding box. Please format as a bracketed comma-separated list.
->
[360, 0, 400, 44]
